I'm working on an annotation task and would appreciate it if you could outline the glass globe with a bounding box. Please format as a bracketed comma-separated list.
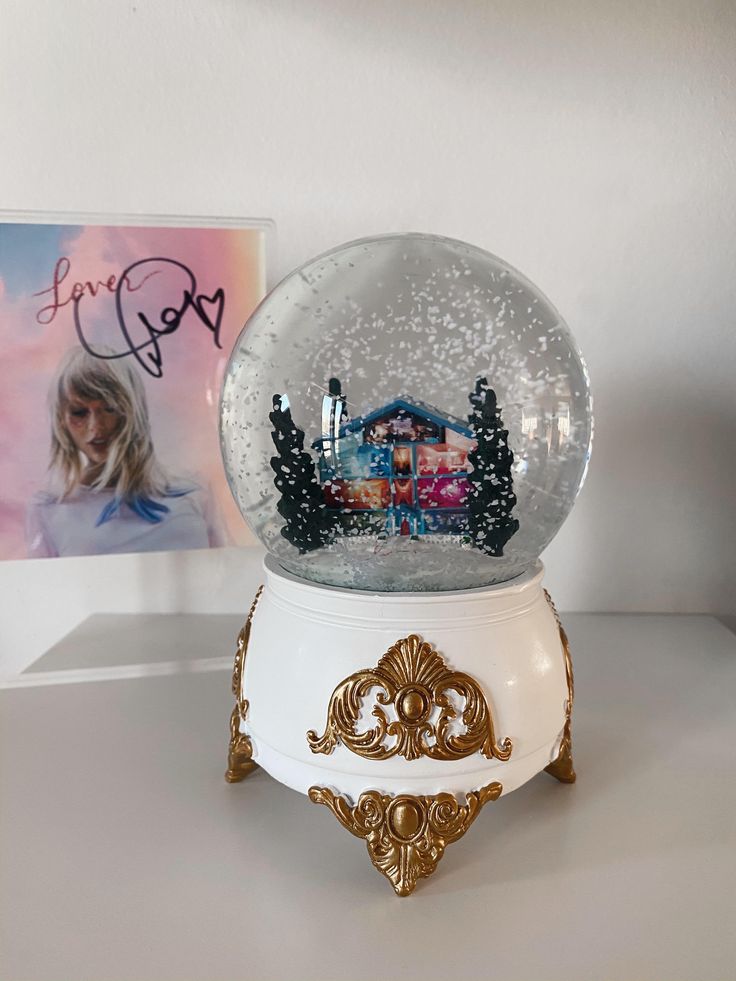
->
[221, 233, 592, 592]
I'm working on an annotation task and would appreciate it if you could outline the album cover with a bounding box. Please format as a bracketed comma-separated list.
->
[0, 214, 270, 560]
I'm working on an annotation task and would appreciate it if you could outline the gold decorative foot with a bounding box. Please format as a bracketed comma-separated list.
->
[225, 704, 258, 782]
[545, 719, 576, 783]
[543, 589, 576, 784]
[308, 782, 502, 897]
[224, 586, 263, 783]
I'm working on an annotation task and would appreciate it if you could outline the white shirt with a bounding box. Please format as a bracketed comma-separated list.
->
[27, 483, 227, 558]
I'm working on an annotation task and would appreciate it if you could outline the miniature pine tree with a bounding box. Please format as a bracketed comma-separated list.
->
[468, 376, 489, 425]
[269, 394, 333, 553]
[467, 384, 520, 557]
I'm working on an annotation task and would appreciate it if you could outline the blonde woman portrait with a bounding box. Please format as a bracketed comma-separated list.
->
[27, 346, 226, 558]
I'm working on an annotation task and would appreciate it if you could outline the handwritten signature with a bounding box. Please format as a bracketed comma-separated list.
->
[47, 256, 226, 378]
[34, 256, 164, 325]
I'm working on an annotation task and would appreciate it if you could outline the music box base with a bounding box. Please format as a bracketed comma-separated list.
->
[225, 556, 575, 897]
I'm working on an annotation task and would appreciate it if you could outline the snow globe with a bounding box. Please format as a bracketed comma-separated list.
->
[221, 233, 592, 895]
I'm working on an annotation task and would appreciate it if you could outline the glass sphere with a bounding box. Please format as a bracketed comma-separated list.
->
[221, 233, 592, 592]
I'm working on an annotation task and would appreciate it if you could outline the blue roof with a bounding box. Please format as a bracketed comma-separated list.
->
[312, 397, 473, 450]
[342, 397, 473, 438]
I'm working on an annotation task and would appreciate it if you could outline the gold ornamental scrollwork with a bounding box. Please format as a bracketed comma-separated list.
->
[307, 633, 512, 763]
[225, 585, 264, 783]
[543, 589, 576, 784]
[309, 781, 503, 897]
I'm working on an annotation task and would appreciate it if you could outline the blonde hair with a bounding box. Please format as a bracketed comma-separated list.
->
[50, 346, 167, 502]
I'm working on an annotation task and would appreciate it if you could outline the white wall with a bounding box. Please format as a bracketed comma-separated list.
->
[1, 0, 734, 677]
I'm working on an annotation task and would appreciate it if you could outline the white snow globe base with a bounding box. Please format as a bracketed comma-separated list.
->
[225, 555, 575, 897]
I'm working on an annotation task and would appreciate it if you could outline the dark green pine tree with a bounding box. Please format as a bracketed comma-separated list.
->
[269, 394, 333, 553]
[468, 376, 489, 428]
[467, 380, 520, 557]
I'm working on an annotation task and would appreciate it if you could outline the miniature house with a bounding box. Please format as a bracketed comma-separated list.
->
[313, 388, 476, 537]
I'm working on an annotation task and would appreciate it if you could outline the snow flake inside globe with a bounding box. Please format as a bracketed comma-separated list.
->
[221, 233, 592, 592]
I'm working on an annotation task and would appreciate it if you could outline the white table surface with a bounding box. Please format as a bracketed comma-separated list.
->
[2, 613, 735, 981]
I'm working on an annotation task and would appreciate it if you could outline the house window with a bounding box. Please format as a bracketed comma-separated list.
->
[417, 476, 471, 510]
[323, 478, 391, 511]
